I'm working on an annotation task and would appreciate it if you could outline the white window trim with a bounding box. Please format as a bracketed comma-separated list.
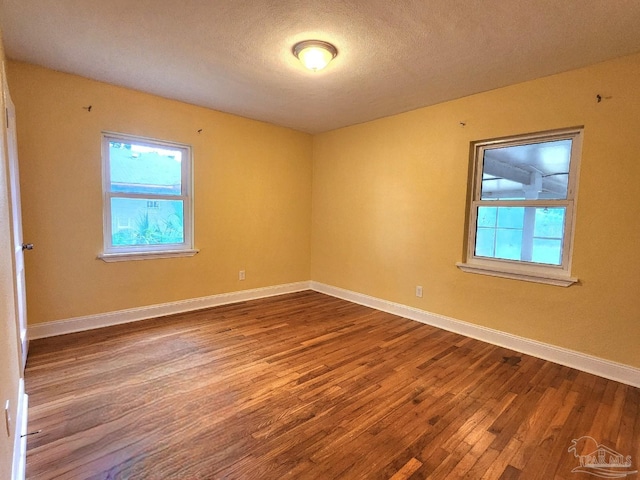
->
[457, 127, 583, 286]
[99, 132, 196, 261]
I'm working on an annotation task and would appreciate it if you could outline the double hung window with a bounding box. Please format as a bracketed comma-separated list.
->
[458, 128, 583, 286]
[100, 132, 196, 261]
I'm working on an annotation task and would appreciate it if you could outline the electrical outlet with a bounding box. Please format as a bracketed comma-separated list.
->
[4, 400, 10, 437]
[239, 270, 245, 281]
[415, 286, 423, 298]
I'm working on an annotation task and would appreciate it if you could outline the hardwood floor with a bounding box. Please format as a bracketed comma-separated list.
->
[24, 291, 640, 479]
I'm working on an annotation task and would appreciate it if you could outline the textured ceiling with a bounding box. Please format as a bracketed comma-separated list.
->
[1, 1, 640, 133]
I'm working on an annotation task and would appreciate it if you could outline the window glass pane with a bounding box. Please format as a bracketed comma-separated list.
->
[475, 228, 495, 257]
[532, 238, 562, 265]
[495, 228, 522, 260]
[533, 207, 565, 238]
[496, 207, 524, 229]
[474, 206, 566, 265]
[109, 141, 183, 195]
[481, 139, 572, 200]
[111, 198, 184, 246]
[477, 206, 497, 227]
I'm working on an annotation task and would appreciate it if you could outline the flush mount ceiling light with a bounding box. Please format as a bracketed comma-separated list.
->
[292, 40, 338, 72]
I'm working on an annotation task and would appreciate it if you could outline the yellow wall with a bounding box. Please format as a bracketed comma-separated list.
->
[312, 53, 640, 368]
[0, 34, 22, 480]
[7, 52, 640, 371]
[7, 61, 313, 325]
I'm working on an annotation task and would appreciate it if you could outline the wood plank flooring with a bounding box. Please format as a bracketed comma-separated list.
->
[24, 291, 640, 479]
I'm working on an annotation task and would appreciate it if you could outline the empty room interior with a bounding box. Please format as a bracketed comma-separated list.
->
[1, 1, 640, 479]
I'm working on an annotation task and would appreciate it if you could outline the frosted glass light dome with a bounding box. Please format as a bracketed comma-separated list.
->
[293, 40, 338, 71]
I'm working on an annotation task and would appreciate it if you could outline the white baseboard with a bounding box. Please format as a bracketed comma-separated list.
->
[310, 281, 640, 388]
[29, 281, 311, 340]
[27, 279, 640, 388]
[11, 378, 27, 480]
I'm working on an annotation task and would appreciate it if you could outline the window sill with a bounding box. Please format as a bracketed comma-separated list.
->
[98, 249, 199, 263]
[456, 262, 578, 287]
